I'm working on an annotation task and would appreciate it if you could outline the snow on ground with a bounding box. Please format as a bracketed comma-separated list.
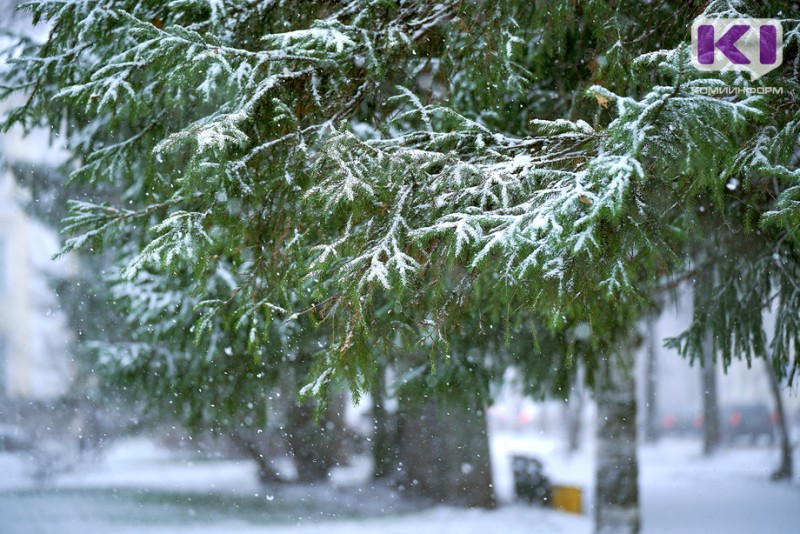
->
[1, 432, 798, 534]
[639, 439, 800, 534]
[493, 431, 800, 533]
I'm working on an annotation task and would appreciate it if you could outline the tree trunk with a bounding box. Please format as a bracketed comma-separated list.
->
[566, 367, 585, 453]
[229, 430, 284, 484]
[286, 395, 347, 482]
[763, 358, 793, 480]
[398, 396, 496, 508]
[372, 364, 397, 479]
[644, 316, 660, 443]
[701, 329, 721, 455]
[594, 340, 640, 534]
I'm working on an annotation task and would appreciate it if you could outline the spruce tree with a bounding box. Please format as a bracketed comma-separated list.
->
[3, 1, 800, 532]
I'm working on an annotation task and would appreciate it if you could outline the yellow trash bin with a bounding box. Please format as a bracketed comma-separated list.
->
[551, 484, 582, 514]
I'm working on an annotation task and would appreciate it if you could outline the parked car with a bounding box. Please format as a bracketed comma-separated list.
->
[0, 423, 33, 452]
[659, 411, 703, 437]
[721, 403, 775, 445]
[486, 401, 537, 431]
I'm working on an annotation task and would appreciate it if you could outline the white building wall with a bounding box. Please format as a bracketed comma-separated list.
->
[0, 170, 73, 399]
[0, 36, 74, 399]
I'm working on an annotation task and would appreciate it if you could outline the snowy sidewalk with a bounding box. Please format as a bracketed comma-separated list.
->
[1, 434, 798, 533]
[493, 431, 800, 533]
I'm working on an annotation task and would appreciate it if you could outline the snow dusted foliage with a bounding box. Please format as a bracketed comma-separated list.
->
[1, 0, 461, 399]
[305, 2, 800, 386]
[1, 0, 800, 405]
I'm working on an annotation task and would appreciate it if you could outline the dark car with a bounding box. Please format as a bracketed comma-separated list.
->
[0, 423, 33, 452]
[721, 403, 775, 445]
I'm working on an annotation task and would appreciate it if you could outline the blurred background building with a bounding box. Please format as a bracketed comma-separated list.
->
[0, 161, 73, 400]
[0, 73, 74, 401]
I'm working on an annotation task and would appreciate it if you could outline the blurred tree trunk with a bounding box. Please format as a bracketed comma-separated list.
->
[701, 329, 721, 455]
[763, 357, 793, 480]
[372, 363, 397, 479]
[565, 368, 585, 453]
[644, 316, 660, 443]
[286, 395, 347, 482]
[594, 338, 640, 534]
[397, 396, 496, 508]
[278, 355, 348, 483]
[229, 430, 283, 484]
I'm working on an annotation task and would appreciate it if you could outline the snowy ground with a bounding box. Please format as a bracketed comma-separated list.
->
[0, 432, 798, 534]
[494, 432, 800, 533]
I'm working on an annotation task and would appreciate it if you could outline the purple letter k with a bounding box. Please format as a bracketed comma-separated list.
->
[698, 24, 751, 65]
